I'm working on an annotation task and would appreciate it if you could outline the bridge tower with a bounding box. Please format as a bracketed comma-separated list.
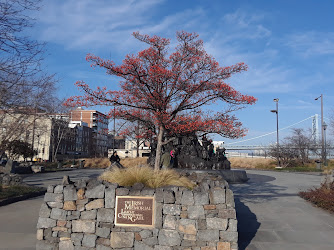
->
[312, 114, 319, 142]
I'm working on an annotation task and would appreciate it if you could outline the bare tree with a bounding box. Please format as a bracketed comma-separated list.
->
[0, 0, 60, 160]
[269, 128, 315, 167]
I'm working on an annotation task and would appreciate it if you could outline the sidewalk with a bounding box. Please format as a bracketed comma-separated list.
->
[231, 170, 334, 250]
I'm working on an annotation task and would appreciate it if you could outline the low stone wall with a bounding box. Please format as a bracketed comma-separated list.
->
[0, 173, 22, 186]
[36, 173, 238, 250]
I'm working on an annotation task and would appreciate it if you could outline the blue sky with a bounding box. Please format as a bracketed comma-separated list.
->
[31, 0, 334, 145]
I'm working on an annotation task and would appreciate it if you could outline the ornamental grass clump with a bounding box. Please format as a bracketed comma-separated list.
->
[99, 166, 195, 189]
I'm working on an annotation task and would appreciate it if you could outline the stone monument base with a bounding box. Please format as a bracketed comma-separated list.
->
[220, 170, 249, 184]
[176, 169, 249, 184]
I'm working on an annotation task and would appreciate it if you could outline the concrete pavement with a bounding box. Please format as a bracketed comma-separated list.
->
[231, 170, 334, 250]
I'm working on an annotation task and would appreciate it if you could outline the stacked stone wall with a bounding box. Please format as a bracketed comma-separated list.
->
[0, 173, 22, 186]
[36, 173, 238, 250]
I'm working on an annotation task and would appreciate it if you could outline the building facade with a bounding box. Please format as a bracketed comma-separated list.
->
[70, 108, 109, 157]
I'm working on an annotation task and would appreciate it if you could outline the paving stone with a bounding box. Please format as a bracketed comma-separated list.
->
[178, 219, 197, 235]
[86, 184, 105, 199]
[155, 202, 163, 229]
[82, 234, 97, 248]
[59, 239, 74, 250]
[54, 185, 64, 193]
[75, 179, 87, 189]
[134, 241, 154, 250]
[96, 237, 110, 246]
[50, 208, 67, 220]
[158, 229, 181, 246]
[187, 205, 205, 219]
[36, 229, 43, 240]
[71, 233, 84, 246]
[36, 240, 58, 250]
[37, 218, 57, 228]
[142, 236, 158, 246]
[163, 190, 175, 204]
[97, 208, 114, 223]
[47, 185, 55, 193]
[64, 186, 78, 201]
[209, 187, 225, 204]
[139, 229, 152, 239]
[206, 218, 228, 230]
[67, 211, 80, 220]
[219, 209, 236, 219]
[77, 188, 85, 200]
[85, 199, 104, 210]
[217, 241, 231, 250]
[163, 215, 176, 229]
[194, 192, 209, 205]
[96, 244, 112, 250]
[155, 188, 164, 202]
[47, 201, 63, 209]
[163, 204, 181, 215]
[220, 231, 238, 242]
[81, 210, 97, 220]
[63, 201, 77, 211]
[198, 230, 219, 242]
[96, 227, 110, 238]
[225, 189, 235, 208]
[72, 220, 96, 233]
[105, 187, 115, 208]
[39, 203, 51, 218]
[110, 232, 134, 248]
[141, 188, 155, 196]
[115, 188, 129, 196]
[228, 219, 238, 232]
[181, 190, 194, 205]
[44, 193, 63, 203]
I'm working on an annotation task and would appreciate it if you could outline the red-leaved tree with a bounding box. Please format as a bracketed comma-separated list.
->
[65, 31, 257, 170]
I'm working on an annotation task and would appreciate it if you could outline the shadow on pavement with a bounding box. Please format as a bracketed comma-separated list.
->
[231, 173, 291, 203]
[235, 197, 261, 250]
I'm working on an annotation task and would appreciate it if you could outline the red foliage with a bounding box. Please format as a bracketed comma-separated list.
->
[65, 31, 257, 169]
[299, 182, 334, 213]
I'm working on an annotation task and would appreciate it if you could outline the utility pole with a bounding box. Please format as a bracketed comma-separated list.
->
[315, 94, 324, 167]
[271, 98, 281, 168]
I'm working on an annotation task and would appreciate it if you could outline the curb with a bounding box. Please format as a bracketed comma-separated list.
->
[0, 190, 46, 207]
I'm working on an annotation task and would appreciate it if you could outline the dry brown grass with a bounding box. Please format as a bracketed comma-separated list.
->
[82, 158, 111, 168]
[229, 157, 276, 169]
[81, 157, 149, 169]
[120, 157, 149, 168]
[99, 166, 196, 189]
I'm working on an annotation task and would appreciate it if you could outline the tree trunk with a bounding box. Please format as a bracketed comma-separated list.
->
[154, 125, 164, 171]
[136, 137, 140, 158]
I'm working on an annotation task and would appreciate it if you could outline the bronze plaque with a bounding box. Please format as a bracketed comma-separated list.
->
[115, 196, 155, 227]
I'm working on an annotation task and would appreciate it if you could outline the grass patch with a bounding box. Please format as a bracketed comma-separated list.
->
[99, 166, 195, 189]
[299, 182, 334, 213]
[0, 185, 45, 200]
[229, 157, 330, 172]
[229, 157, 277, 170]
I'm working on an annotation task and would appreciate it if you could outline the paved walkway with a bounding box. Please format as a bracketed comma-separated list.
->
[230, 170, 334, 250]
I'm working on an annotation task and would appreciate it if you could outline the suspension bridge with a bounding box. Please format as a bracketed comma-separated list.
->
[213, 114, 332, 153]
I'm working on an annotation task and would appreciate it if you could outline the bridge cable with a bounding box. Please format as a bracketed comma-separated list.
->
[225, 115, 315, 145]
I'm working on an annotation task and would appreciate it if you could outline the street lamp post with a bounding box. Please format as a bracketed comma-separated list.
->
[315, 94, 324, 167]
[323, 121, 328, 166]
[271, 98, 281, 168]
